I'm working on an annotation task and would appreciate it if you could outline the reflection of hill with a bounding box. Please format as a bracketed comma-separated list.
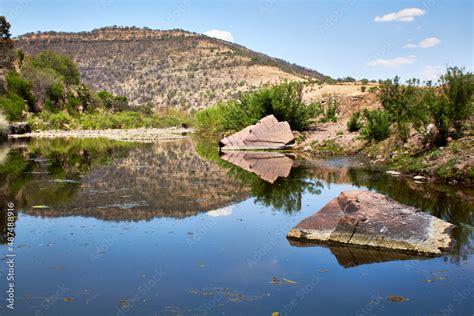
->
[22, 140, 250, 221]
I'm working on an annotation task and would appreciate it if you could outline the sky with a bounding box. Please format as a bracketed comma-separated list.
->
[1, 0, 473, 81]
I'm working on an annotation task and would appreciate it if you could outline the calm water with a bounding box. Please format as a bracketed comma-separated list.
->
[0, 138, 473, 315]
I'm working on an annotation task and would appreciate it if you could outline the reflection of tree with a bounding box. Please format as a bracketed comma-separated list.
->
[348, 168, 474, 264]
[0, 138, 134, 243]
[195, 139, 324, 213]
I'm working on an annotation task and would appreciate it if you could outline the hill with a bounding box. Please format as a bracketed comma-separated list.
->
[15, 27, 324, 111]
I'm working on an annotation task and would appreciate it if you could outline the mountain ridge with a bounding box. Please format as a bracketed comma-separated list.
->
[15, 26, 324, 111]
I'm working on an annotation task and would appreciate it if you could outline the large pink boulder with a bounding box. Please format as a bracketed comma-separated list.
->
[288, 190, 454, 256]
[219, 115, 295, 151]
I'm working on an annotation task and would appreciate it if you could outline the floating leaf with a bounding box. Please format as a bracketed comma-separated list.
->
[282, 278, 297, 284]
[63, 297, 74, 302]
[271, 277, 297, 285]
[387, 295, 409, 303]
[272, 312, 280, 316]
[32, 205, 49, 209]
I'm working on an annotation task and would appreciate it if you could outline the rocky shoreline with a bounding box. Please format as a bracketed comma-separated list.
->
[8, 127, 192, 143]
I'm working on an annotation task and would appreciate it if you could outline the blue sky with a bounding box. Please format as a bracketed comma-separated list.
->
[2, 0, 472, 81]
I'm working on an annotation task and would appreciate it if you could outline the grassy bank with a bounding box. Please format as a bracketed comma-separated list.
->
[27, 108, 192, 131]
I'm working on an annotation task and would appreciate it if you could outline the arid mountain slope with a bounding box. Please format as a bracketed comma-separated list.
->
[15, 27, 324, 111]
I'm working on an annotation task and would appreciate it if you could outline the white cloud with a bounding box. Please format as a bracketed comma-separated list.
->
[367, 55, 417, 68]
[404, 37, 441, 48]
[204, 29, 234, 42]
[419, 37, 441, 48]
[422, 65, 444, 81]
[207, 206, 233, 217]
[374, 8, 425, 22]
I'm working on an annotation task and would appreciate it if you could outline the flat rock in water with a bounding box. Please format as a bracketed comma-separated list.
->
[219, 115, 295, 151]
[220, 151, 293, 183]
[287, 190, 454, 256]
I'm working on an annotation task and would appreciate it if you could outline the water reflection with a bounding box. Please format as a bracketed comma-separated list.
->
[288, 239, 428, 268]
[220, 151, 294, 183]
[0, 138, 472, 265]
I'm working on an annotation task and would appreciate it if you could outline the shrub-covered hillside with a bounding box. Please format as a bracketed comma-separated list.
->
[15, 27, 324, 111]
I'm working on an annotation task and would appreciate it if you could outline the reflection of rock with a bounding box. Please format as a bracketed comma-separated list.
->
[221, 151, 294, 183]
[288, 239, 427, 268]
[219, 115, 294, 151]
[288, 190, 454, 256]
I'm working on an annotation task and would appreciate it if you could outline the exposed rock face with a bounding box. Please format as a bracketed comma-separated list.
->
[219, 115, 295, 151]
[288, 190, 454, 256]
[220, 151, 294, 183]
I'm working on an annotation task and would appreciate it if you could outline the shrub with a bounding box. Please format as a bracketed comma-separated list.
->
[379, 76, 422, 141]
[347, 111, 362, 132]
[419, 67, 473, 146]
[195, 82, 318, 135]
[440, 67, 474, 133]
[361, 109, 390, 141]
[0, 94, 26, 121]
[360, 86, 366, 92]
[32, 50, 81, 85]
[5, 71, 36, 112]
[319, 96, 339, 123]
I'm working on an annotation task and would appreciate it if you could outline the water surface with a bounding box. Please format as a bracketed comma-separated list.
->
[0, 138, 472, 315]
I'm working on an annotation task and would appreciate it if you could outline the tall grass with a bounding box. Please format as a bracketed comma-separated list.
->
[28, 109, 191, 131]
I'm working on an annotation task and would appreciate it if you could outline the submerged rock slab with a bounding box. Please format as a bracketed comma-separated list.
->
[287, 190, 454, 256]
[220, 151, 293, 183]
[219, 115, 295, 151]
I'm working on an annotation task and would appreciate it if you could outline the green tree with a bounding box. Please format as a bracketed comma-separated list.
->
[379, 76, 422, 141]
[361, 109, 390, 141]
[0, 94, 26, 121]
[441, 67, 474, 134]
[32, 50, 81, 85]
[420, 67, 473, 146]
[0, 16, 11, 39]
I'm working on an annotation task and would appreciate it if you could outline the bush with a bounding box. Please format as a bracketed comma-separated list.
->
[196, 82, 318, 135]
[319, 96, 339, 123]
[417, 67, 473, 146]
[347, 111, 362, 132]
[379, 76, 422, 141]
[440, 67, 474, 133]
[32, 50, 81, 85]
[5, 71, 36, 112]
[0, 94, 26, 121]
[361, 109, 390, 141]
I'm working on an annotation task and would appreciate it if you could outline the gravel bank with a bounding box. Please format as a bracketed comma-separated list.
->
[9, 127, 192, 142]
